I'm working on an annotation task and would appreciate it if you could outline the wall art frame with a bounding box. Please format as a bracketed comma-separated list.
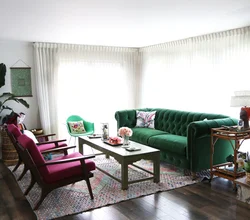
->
[10, 67, 32, 97]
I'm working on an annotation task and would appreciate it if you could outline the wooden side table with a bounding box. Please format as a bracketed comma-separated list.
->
[235, 177, 250, 204]
[210, 127, 250, 190]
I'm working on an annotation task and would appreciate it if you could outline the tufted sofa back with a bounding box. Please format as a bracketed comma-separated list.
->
[115, 108, 230, 137]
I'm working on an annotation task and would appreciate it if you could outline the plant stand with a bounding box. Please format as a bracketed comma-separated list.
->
[1, 128, 18, 166]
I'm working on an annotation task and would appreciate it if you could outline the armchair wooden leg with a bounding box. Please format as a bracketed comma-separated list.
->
[85, 177, 94, 199]
[12, 158, 22, 172]
[24, 174, 36, 195]
[34, 189, 50, 210]
[17, 165, 28, 181]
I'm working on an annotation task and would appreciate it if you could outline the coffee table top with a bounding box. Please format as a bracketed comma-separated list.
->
[79, 136, 160, 157]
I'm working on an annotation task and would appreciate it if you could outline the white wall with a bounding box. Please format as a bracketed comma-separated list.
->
[0, 40, 40, 158]
[0, 40, 40, 129]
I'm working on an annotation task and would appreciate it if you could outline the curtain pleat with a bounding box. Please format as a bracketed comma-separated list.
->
[33, 43, 58, 134]
[34, 26, 250, 137]
[139, 26, 250, 117]
[34, 43, 138, 137]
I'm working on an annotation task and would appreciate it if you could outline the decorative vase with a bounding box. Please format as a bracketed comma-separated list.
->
[123, 135, 130, 146]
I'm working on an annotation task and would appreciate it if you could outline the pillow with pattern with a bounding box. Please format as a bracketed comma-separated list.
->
[23, 130, 39, 143]
[68, 121, 86, 134]
[136, 110, 156, 129]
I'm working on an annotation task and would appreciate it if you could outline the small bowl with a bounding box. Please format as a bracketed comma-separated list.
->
[31, 128, 43, 135]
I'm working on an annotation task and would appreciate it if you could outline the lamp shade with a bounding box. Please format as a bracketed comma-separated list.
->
[231, 90, 250, 128]
[230, 90, 250, 107]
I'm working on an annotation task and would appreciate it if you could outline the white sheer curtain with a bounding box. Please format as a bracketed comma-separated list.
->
[139, 26, 250, 118]
[33, 43, 59, 135]
[34, 43, 138, 138]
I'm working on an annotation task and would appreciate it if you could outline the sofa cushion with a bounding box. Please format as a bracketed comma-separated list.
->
[130, 127, 168, 145]
[148, 134, 187, 156]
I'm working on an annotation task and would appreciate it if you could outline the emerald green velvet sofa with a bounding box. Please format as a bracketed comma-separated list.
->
[115, 108, 238, 173]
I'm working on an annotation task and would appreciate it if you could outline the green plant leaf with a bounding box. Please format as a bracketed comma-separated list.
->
[0, 92, 29, 124]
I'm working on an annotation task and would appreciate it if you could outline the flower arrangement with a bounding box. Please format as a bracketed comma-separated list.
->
[109, 136, 122, 144]
[118, 127, 133, 137]
[237, 152, 250, 172]
[244, 152, 250, 173]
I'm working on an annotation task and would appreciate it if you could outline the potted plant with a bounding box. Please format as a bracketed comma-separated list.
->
[0, 63, 29, 125]
[244, 152, 250, 182]
[0, 63, 30, 165]
[238, 151, 250, 182]
[0, 92, 29, 125]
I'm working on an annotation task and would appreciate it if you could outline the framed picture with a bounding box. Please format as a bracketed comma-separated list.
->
[10, 67, 32, 97]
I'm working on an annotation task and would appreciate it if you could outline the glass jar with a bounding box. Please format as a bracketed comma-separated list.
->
[101, 123, 109, 140]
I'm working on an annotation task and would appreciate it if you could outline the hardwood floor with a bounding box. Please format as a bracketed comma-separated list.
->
[1, 160, 250, 220]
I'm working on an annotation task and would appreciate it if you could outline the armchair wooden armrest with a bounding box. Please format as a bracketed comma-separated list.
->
[35, 133, 56, 142]
[36, 133, 56, 138]
[41, 145, 77, 154]
[36, 139, 67, 145]
[38, 154, 95, 166]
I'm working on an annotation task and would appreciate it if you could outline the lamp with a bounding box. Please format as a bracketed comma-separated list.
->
[230, 90, 250, 128]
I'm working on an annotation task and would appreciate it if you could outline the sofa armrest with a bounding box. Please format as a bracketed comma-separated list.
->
[115, 110, 137, 129]
[187, 117, 238, 139]
[187, 117, 237, 172]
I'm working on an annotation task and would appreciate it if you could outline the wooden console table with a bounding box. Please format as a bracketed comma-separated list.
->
[210, 127, 250, 189]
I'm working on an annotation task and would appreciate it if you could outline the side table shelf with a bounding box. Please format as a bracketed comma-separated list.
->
[210, 127, 250, 190]
[211, 162, 245, 181]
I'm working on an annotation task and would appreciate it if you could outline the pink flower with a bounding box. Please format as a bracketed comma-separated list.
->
[118, 127, 133, 137]
[109, 136, 122, 144]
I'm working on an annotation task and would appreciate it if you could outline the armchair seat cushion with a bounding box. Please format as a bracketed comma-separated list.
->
[130, 127, 168, 145]
[148, 134, 187, 156]
[44, 152, 96, 184]
[37, 142, 67, 152]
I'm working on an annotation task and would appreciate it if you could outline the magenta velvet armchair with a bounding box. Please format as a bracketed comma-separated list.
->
[6, 124, 68, 180]
[17, 134, 96, 210]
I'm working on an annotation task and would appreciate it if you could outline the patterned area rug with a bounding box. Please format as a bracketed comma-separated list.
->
[10, 156, 209, 220]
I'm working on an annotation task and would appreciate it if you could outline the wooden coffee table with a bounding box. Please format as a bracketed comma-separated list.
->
[78, 136, 160, 190]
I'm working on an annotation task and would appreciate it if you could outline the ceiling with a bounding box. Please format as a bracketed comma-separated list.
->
[1, 0, 250, 47]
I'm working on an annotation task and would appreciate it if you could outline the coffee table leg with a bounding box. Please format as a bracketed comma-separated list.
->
[121, 161, 128, 190]
[153, 154, 160, 183]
